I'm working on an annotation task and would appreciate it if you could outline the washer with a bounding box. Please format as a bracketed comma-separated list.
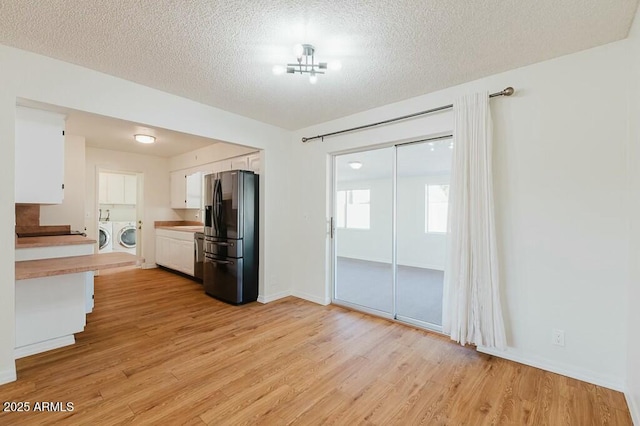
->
[98, 221, 113, 253]
[112, 221, 136, 254]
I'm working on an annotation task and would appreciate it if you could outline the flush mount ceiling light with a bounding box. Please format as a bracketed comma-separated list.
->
[134, 134, 156, 144]
[272, 44, 341, 84]
[348, 161, 362, 170]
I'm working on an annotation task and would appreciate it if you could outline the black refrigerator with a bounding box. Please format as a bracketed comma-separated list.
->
[203, 170, 258, 304]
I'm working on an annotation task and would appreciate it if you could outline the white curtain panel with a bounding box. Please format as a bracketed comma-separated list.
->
[442, 91, 507, 349]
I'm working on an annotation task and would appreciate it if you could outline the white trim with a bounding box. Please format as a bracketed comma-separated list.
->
[626, 392, 640, 426]
[0, 368, 17, 385]
[257, 290, 291, 304]
[14, 335, 75, 360]
[292, 290, 331, 306]
[477, 346, 624, 391]
[142, 263, 157, 269]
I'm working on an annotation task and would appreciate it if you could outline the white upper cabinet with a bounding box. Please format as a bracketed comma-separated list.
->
[15, 106, 66, 204]
[99, 172, 137, 205]
[169, 152, 260, 209]
[186, 172, 202, 209]
[171, 171, 202, 209]
[170, 171, 187, 209]
[247, 153, 261, 173]
[230, 156, 249, 171]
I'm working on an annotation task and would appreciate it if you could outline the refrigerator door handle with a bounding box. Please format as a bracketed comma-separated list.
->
[205, 257, 234, 265]
[211, 241, 234, 247]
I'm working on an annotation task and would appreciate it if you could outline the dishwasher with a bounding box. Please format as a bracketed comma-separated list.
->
[194, 232, 204, 282]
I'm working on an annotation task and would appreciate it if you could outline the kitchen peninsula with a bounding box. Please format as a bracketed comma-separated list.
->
[15, 233, 142, 359]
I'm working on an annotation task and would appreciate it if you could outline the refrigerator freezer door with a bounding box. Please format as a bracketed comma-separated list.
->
[204, 237, 243, 258]
[204, 254, 244, 304]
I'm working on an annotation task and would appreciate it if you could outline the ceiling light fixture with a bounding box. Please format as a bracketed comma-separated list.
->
[273, 44, 341, 84]
[348, 161, 362, 170]
[134, 134, 156, 144]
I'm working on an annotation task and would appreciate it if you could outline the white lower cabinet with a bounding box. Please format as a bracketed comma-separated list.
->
[155, 229, 195, 276]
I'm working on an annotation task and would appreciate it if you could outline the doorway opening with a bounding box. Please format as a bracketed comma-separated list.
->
[97, 169, 144, 260]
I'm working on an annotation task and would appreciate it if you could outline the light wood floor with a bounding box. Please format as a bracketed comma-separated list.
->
[0, 268, 631, 425]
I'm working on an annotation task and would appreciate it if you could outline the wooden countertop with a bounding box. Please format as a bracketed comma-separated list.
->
[155, 226, 204, 233]
[16, 235, 96, 249]
[16, 252, 143, 280]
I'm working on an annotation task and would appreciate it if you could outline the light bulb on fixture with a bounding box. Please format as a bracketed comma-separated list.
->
[134, 134, 156, 144]
[348, 161, 362, 170]
[273, 43, 338, 84]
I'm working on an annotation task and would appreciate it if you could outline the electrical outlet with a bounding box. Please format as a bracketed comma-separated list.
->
[552, 329, 565, 347]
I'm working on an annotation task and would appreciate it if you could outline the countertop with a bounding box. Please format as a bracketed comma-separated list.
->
[16, 234, 97, 249]
[155, 225, 204, 233]
[16, 252, 144, 280]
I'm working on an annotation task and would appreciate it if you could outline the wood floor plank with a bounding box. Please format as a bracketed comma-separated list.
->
[0, 268, 631, 425]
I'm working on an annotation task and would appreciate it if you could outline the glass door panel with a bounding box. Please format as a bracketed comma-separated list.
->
[395, 140, 452, 328]
[333, 148, 394, 314]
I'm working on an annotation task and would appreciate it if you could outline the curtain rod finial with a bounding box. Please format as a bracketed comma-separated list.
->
[503, 87, 515, 96]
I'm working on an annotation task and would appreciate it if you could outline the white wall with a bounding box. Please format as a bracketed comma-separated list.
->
[626, 4, 640, 424]
[40, 134, 86, 232]
[336, 175, 448, 269]
[85, 147, 179, 266]
[290, 39, 632, 390]
[0, 44, 291, 384]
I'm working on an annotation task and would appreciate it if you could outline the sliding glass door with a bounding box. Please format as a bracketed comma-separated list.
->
[332, 139, 452, 330]
[395, 140, 452, 328]
[333, 148, 394, 316]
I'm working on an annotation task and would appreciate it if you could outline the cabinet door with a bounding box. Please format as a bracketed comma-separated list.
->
[15, 107, 66, 204]
[247, 153, 261, 173]
[185, 172, 202, 209]
[156, 236, 169, 267]
[177, 239, 195, 276]
[106, 173, 125, 204]
[170, 171, 186, 208]
[230, 156, 248, 171]
[124, 174, 137, 204]
[211, 160, 231, 173]
[98, 172, 109, 204]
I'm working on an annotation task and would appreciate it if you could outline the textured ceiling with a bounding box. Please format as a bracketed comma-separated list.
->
[1, 1, 638, 130]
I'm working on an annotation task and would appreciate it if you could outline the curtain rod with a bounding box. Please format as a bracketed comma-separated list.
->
[301, 87, 515, 143]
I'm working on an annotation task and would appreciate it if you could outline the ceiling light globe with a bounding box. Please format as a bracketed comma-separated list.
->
[134, 134, 156, 144]
[272, 65, 285, 75]
[309, 74, 318, 84]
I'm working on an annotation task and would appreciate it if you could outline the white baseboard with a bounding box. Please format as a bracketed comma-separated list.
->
[291, 290, 331, 306]
[142, 263, 157, 270]
[257, 291, 291, 304]
[0, 368, 17, 385]
[14, 335, 75, 360]
[626, 391, 640, 426]
[478, 346, 624, 392]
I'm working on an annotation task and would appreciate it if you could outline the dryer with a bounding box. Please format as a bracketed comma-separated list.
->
[113, 221, 136, 254]
[98, 222, 113, 253]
